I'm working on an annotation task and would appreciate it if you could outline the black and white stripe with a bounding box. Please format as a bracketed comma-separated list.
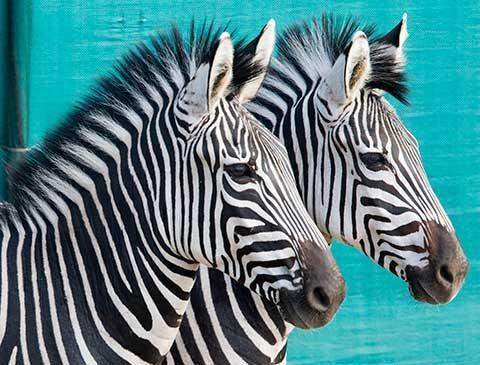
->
[0, 22, 346, 364]
[169, 14, 468, 364]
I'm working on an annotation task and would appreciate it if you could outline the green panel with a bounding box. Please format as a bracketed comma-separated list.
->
[0, 1, 6, 146]
[0, 0, 31, 198]
[0, 1, 6, 197]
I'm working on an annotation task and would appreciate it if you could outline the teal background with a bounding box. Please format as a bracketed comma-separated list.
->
[0, 1, 478, 364]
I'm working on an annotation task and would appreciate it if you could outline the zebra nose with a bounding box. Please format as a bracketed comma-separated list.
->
[276, 240, 346, 329]
[305, 274, 346, 313]
[434, 252, 468, 291]
[407, 221, 468, 304]
[427, 222, 468, 293]
[306, 284, 331, 312]
[302, 241, 346, 313]
[438, 264, 454, 285]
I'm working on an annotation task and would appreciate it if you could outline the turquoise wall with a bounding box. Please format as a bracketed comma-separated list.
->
[0, 1, 6, 195]
[1, 1, 479, 363]
[1, 0, 31, 196]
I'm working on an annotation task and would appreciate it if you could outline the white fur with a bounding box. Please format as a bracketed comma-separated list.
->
[321, 31, 371, 105]
[176, 33, 234, 127]
[399, 13, 409, 49]
[208, 33, 234, 109]
[238, 19, 276, 102]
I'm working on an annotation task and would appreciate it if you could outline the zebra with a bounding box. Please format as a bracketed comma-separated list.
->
[0, 22, 347, 364]
[167, 14, 469, 364]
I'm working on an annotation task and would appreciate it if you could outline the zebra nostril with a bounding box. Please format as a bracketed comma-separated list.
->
[307, 286, 330, 312]
[439, 265, 454, 285]
[314, 287, 330, 308]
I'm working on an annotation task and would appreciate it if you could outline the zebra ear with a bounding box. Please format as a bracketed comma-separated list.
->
[321, 31, 371, 105]
[208, 33, 234, 110]
[235, 19, 276, 103]
[178, 33, 234, 121]
[377, 13, 408, 64]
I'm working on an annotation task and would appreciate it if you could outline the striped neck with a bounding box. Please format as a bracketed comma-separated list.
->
[0, 81, 203, 362]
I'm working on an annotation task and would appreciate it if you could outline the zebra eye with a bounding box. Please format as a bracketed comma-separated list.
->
[360, 152, 388, 171]
[225, 163, 256, 181]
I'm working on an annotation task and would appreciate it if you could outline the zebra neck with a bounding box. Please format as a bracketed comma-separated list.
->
[0, 158, 200, 363]
[0, 40, 217, 361]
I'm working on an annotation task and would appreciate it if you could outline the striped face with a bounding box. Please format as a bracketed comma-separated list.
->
[315, 90, 467, 301]
[173, 31, 345, 328]
[250, 15, 468, 304]
[310, 22, 468, 304]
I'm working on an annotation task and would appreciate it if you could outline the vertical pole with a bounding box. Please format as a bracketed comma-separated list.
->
[0, 0, 31, 198]
[0, 0, 8, 198]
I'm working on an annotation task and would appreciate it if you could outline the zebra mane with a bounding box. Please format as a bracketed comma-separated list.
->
[7, 20, 256, 208]
[276, 13, 409, 104]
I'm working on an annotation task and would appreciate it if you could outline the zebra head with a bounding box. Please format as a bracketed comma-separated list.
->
[174, 24, 345, 328]
[307, 15, 468, 304]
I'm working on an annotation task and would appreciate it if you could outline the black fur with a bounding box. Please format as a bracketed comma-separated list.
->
[230, 24, 271, 97]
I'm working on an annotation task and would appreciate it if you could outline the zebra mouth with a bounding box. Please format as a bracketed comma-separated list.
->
[405, 266, 441, 304]
[277, 303, 311, 329]
[407, 280, 439, 304]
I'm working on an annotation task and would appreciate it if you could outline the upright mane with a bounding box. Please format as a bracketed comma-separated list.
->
[7, 21, 255, 208]
[275, 13, 409, 104]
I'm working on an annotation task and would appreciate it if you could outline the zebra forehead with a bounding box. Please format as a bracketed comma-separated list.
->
[215, 103, 285, 156]
[347, 93, 419, 150]
[377, 98, 419, 149]
[249, 119, 288, 155]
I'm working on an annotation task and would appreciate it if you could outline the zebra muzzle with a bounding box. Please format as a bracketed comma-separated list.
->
[405, 222, 468, 304]
[277, 243, 346, 329]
